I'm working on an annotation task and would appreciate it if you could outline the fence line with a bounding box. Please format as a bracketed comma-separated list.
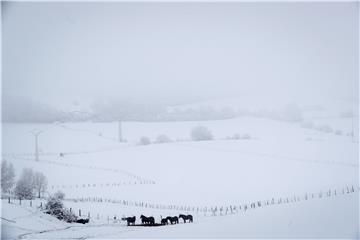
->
[64, 185, 359, 218]
[50, 180, 156, 190]
[5, 155, 155, 183]
[4, 185, 359, 223]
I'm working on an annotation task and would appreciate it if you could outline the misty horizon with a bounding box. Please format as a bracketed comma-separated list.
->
[2, 2, 359, 122]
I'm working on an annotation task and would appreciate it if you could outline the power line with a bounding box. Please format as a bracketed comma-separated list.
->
[29, 130, 43, 161]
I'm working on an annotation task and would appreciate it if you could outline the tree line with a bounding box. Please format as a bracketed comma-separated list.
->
[1, 160, 48, 199]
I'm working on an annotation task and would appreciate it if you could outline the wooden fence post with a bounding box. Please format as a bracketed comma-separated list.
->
[8, 197, 10, 204]
[30, 200, 32, 207]
[79, 209, 81, 216]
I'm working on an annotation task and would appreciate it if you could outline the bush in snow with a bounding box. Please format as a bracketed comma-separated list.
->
[1, 160, 15, 194]
[139, 136, 151, 145]
[155, 134, 172, 144]
[335, 129, 342, 135]
[45, 195, 64, 215]
[45, 191, 77, 223]
[14, 168, 35, 200]
[190, 126, 213, 141]
[226, 133, 241, 140]
[233, 133, 241, 140]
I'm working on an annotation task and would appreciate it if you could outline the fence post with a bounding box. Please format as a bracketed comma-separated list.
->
[8, 197, 10, 204]
[79, 209, 81, 216]
[19, 198, 21, 205]
[30, 200, 32, 207]
[70, 208, 72, 213]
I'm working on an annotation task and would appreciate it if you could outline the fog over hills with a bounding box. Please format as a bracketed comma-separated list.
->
[2, 2, 358, 122]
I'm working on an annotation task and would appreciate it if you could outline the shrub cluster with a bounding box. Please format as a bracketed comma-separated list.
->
[45, 191, 77, 223]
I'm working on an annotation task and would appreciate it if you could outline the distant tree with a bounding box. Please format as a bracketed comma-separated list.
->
[335, 129, 342, 135]
[1, 160, 15, 193]
[315, 124, 333, 133]
[190, 126, 213, 141]
[242, 133, 251, 140]
[14, 168, 35, 199]
[33, 171, 48, 198]
[232, 133, 241, 140]
[139, 136, 151, 145]
[155, 134, 172, 144]
[53, 190, 65, 200]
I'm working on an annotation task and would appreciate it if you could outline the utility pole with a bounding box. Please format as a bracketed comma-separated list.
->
[118, 121, 123, 142]
[30, 130, 43, 161]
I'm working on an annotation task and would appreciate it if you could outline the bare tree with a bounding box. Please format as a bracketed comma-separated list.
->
[15, 168, 35, 200]
[1, 160, 15, 194]
[33, 171, 48, 198]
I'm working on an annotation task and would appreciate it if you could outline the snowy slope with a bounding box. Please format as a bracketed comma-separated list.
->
[2, 116, 358, 238]
[1, 192, 358, 239]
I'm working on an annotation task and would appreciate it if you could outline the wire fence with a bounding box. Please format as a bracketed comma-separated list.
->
[5, 155, 155, 184]
[64, 185, 359, 218]
[50, 180, 156, 190]
[3, 184, 358, 224]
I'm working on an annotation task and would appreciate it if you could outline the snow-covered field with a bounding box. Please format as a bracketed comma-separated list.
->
[1, 116, 359, 238]
[1, 193, 359, 239]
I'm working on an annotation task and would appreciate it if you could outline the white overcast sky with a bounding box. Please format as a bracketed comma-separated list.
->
[2, 2, 359, 108]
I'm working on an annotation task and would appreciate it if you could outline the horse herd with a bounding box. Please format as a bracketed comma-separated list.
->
[121, 214, 193, 226]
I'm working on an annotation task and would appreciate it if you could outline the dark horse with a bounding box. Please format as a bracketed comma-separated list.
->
[161, 218, 168, 225]
[140, 215, 155, 225]
[166, 216, 179, 224]
[179, 214, 193, 223]
[76, 218, 89, 224]
[121, 216, 136, 226]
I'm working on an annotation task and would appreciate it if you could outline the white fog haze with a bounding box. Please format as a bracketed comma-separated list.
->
[2, 2, 358, 121]
[1, 1, 359, 239]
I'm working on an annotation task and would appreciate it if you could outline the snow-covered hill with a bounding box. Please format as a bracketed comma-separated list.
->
[2, 116, 358, 238]
[1, 191, 358, 239]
